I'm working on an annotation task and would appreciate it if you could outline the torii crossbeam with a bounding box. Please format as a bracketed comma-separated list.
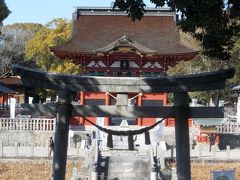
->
[12, 64, 234, 180]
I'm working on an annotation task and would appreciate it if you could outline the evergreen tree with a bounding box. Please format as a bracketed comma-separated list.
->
[112, 0, 240, 61]
[0, 0, 10, 34]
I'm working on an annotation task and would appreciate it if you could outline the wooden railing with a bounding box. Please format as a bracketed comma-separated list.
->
[0, 117, 56, 131]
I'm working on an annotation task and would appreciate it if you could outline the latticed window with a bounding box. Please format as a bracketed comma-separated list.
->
[84, 99, 105, 105]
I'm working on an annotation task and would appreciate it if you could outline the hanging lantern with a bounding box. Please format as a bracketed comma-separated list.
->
[145, 131, 151, 145]
[107, 133, 113, 148]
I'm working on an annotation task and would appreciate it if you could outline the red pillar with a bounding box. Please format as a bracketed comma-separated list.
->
[79, 91, 85, 125]
[137, 93, 143, 126]
[0, 94, 3, 107]
[105, 93, 110, 126]
[163, 93, 168, 126]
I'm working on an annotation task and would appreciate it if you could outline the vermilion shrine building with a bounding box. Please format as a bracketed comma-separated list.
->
[0, 76, 24, 116]
[51, 7, 198, 127]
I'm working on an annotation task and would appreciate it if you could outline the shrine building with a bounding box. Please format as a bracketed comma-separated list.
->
[50, 7, 199, 127]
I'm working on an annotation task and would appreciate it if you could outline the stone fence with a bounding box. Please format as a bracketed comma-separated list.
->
[216, 121, 240, 134]
[0, 117, 55, 131]
[0, 139, 92, 158]
[0, 117, 56, 146]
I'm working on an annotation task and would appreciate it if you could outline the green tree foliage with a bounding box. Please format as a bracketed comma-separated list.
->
[25, 19, 81, 100]
[25, 18, 80, 73]
[167, 56, 229, 105]
[0, 0, 10, 32]
[229, 38, 240, 84]
[49, 60, 81, 74]
[112, 0, 240, 61]
[168, 31, 239, 105]
[0, 23, 43, 75]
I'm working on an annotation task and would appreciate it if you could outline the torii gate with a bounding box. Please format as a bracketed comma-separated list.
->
[12, 64, 234, 180]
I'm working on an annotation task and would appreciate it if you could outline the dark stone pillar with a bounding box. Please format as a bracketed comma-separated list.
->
[174, 92, 191, 180]
[52, 91, 72, 180]
[128, 135, 134, 150]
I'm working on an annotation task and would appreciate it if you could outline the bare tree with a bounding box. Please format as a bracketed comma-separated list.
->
[0, 23, 43, 75]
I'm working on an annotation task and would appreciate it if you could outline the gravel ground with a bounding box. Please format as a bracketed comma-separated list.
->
[0, 158, 82, 180]
[0, 159, 239, 180]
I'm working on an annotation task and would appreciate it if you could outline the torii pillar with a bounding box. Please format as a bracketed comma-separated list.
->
[52, 91, 72, 180]
[174, 92, 191, 180]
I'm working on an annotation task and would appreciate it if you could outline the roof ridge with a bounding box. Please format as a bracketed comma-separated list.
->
[74, 6, 174, 17]
[74, 6, 171, 11]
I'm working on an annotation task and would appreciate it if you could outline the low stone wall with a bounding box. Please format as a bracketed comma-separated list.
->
[0, 130, 53, 146]
[0, 140, 94, 158]
[0, 117, 56, 146]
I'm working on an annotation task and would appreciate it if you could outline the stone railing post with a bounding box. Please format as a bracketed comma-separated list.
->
[150, 147, 157, 180]
[9, 118, 12, 130]
[45, 139, 49, 157]
[76, 142, 80, 157]
[0, 140, 3, 157]
[31, 143, 34, 157]
[212, 145, 216, 159]
[71, 167, 78, 180]
[198, 144, 203, 159]
[14, 142, 18, 157]
[159, 151, 165, 169]
[226, 145, 230, 159]
[92, 140, 99, 180]
[92, 163, 98, 180]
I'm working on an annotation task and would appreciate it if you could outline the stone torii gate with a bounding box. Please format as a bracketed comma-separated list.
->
[12, 64, 234, 180]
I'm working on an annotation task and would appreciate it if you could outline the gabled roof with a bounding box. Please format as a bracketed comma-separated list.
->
[51, 7, 198, 58]
[95, 35, 156, 54]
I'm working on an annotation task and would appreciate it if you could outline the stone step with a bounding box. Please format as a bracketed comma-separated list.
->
[110, 161, 133, 165]
[109, 167, 134, 173]
[109, 150, 139, 156]
[104, 155, 151, 180]
[109, 172, 137, 179]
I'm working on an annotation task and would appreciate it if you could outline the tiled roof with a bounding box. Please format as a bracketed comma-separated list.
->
[0, 83, 16, 93]
[193, 118, 225, 126]
[0, 77, 22, 85]
[51, 7, 198, 56]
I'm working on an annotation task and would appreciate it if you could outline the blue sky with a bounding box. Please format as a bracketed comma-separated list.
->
[3, 0, 155, 25]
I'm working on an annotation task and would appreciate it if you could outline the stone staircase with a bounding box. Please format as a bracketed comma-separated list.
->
[99, 150, 151, 180]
